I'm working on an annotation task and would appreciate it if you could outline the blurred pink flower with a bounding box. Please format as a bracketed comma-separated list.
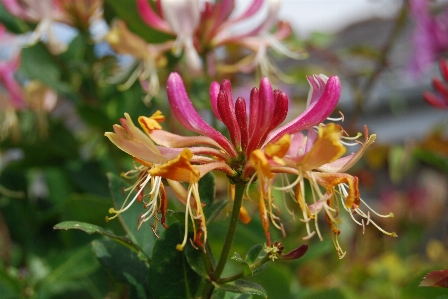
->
[2, 0, 102, 53]
[409, 0, 448, 75]
[137, 0, 298, 75]
[424, 58, 448, 109]
[0, 25, 25, 109]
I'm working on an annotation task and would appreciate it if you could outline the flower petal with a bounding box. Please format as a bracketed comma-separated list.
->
[166, 72, 237, 157]
[137, 0, 171, 33]
[105, 113, 165, 164]
[266, 76, 341, 144]
[149, 148, 200, 182]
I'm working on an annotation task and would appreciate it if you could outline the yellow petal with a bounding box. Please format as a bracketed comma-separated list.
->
[149, 148, 200, 183]
[265, 134, 291, 158]
[301, 123, 346, 170]
[139, 110, 165, 133]
[250, 149, 274, 180]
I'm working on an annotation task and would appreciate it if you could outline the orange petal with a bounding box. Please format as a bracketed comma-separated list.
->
[314, 172, 360, 209]
[149, 148, 200, 183]
[301, 123, 346, 171]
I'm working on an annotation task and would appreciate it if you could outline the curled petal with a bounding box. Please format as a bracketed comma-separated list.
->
[166, 72, 237, 157]
[319, 127, 376, 173]
[266, 76, 341, 144]
[314, 173, 360, 209]
[105, 113, 165, 164]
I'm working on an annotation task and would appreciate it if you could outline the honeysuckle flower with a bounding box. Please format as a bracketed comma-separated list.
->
[105, 20, 170, 101]
[105, 112, 214, 250]
[2, 0, 102, 53]
[137, 0, 202, 73]
[141, 72, 341, 245]
[281, 124, 396, 258]
[409, 0, 448, 76]
[423, 58, 448, 109]
[137, 0, 299, 76]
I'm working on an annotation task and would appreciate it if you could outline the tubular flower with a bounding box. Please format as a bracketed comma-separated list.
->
[281, 124, 396, 258]
[141, 72, 340, 246]
[2, 0, 102, 53]
[137, 0, 300, 76]
[423, 58, 448, 109]
[408, 0, 448, 76]
[105, 20, 171, 101]
[105, 112, 208, 250]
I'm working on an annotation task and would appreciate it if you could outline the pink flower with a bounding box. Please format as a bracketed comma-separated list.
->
[137, 0, 297, 75]
[423, 58, 448, 109]
[409, 0, 448, 75]
[0, 25, 25, 109]
[141, 73, 341, 244]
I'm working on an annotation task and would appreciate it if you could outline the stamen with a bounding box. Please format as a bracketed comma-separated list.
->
[302, 231, 316, 240]
[358, 196, 394, 218]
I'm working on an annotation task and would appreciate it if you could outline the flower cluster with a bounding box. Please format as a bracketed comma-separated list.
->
[105, 0, 300, 100]
[106, 73, 396, 256]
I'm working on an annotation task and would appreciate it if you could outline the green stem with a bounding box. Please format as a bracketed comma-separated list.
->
[213, 183, 247, 279]
[218, 254, 270, 284]
[202, 183, 247, 298]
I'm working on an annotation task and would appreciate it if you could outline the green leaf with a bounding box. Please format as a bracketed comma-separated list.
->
[54, 221, 141, 254]
[42, 246, 100, 289]
[212, 280, 267, 298]
[104, 0, 172, 44]
[413, 148, 448, 172]
[205, 200, 229, 226]
[199, 172, 215, 208]
[107, 173, 158, 257]
[0, 2, 29, 33]
[91, 238, 151, 299]
[148, 223, 201, 299]
[245, 244, 264, 265]
[20, 43, 72, 94]
[184, 240, 209, 278]
[231, 252, 252, 276]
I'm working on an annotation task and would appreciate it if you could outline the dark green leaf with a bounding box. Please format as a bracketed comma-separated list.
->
[20, 43, 72, 94]
[184, 240, 209, 278]
[205, 200, 229, 225]
[148, 223, 201, 299]
[245, 244, 264, 265]
[104, 0, 172, 43]
[199, 172, 215, 209]
[0, 2, 29, 33]
[54, 221, 141, 254]
[212, 279, 267, 298]
[91, 238, 151, 299]
[231, 252, 251, 276]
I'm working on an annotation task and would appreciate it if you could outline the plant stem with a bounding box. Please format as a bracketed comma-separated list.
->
[213, 183, 246, 279]
[202, 183, 247, 298]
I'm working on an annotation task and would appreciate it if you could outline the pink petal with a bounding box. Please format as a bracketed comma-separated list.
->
[209, 81, 221, 120]
[247, 77, 275, 152]
[217, 80, 241, 150]
[265, 75, 341, 144]
[166, 72, 237, 157]
[137, 0, 171, 33]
